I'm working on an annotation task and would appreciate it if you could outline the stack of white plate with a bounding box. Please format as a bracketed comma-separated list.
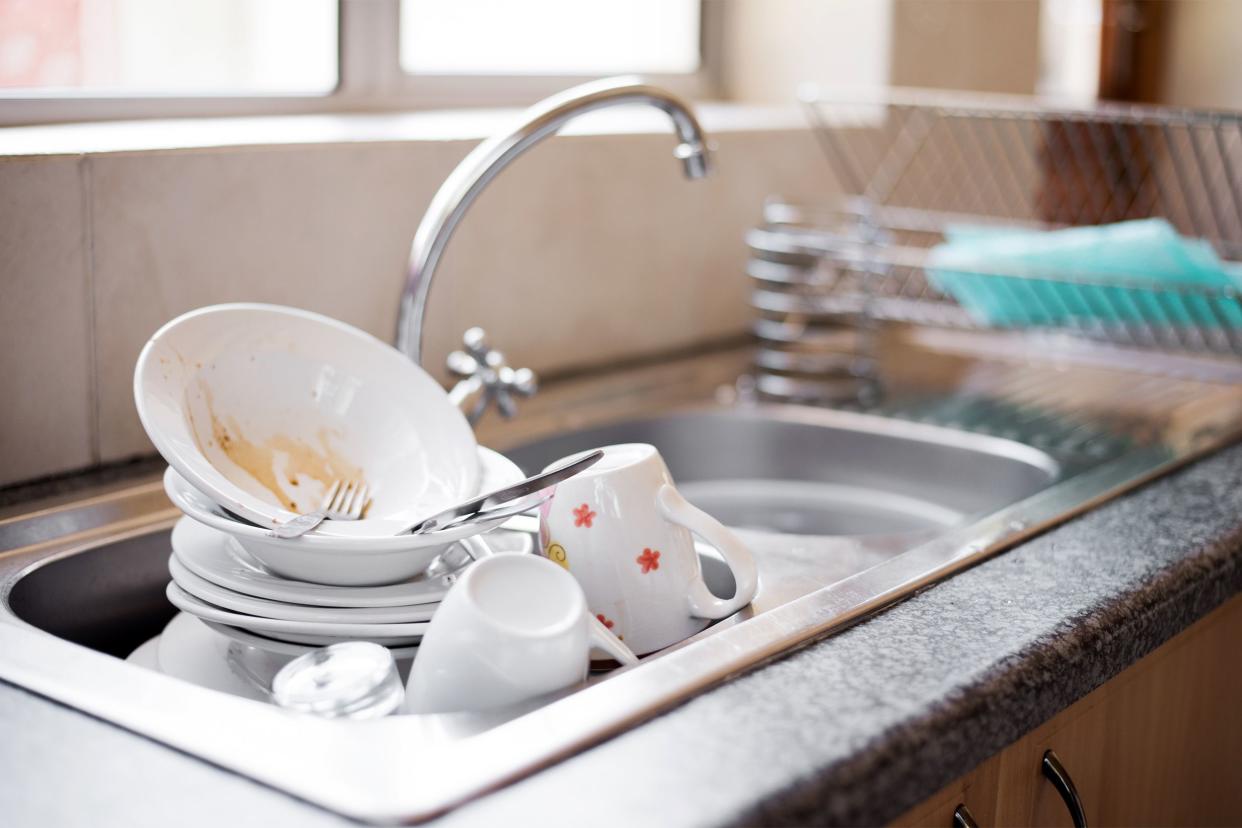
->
[128, 304, 537, 688]
[135, 509, 534, 700]
[164, 516, 487, 648]
[158, 437, 534, 651]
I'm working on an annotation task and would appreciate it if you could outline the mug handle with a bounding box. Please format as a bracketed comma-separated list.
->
[588, 613, 639, 666]
[656, 484, 759, 620]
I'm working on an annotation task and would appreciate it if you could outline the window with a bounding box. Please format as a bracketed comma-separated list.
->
[0, 0, 710, 125]
[399, 0, 700, 76]
[0, 0, 336, 94]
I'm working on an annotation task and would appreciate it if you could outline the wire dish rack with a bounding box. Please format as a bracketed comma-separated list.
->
[748, 88, 1242, 401]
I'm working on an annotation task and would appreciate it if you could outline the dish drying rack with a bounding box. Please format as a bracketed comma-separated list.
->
[749, 88, 1242, 402]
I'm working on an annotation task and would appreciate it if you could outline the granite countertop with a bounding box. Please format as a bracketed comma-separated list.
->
[3, 441, 1242, 827]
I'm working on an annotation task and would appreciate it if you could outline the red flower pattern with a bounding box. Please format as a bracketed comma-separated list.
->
[572, 503, 596, 528]
[636, 547, 660, 574]
[595, 613, 614, 629]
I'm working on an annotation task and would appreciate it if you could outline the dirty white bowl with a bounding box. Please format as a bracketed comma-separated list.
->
[165, 444, 523, 586]
[134, 303, 478, 537]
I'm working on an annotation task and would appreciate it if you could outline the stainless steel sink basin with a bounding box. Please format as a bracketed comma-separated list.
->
[8, 530, 175, 660]
[503, 406, 1059, 537]
[4, 406, 1054, 680]
[1, 344, 1236, 824]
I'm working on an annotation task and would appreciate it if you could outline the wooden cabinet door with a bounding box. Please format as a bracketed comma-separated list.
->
[994, 696, 1107, 827]
[894, 594, 1242, 828]
[995, 594, 1242, 827]
[1093, 598, 1242, 827]
[891, 753, 1003, 828]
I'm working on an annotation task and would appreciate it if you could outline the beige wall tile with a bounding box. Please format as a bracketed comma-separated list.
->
[90, 140, 470, 461]
[0, 155, 93, 485]
[92, 130, 830, 464]
[1161, 0, 1242, 110]
[890, 0, 1040, 95]
[722, 0, 892, 104]
[418, 128, 832, 382]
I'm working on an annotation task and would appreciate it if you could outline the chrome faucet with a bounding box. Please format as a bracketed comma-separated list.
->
[395, 76, 713, 423]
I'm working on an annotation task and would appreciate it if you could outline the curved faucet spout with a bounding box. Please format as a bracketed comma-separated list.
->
[395, 76, 713, 364]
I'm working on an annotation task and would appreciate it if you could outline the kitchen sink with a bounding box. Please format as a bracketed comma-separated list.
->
[1, 345, 1237, 823]
[4, 406, 1057, 676]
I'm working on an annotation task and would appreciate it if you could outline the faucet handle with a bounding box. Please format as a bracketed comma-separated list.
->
[446, 327, 503, 379]
[445, 328, 539, 425]
[446, 349, 481, 380]
[504, 366, 538, 398]
[490, 364, 537, 419]
[461, 327, 492, 362]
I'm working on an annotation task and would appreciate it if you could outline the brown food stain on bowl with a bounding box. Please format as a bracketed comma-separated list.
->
[191, 384, 365, 513]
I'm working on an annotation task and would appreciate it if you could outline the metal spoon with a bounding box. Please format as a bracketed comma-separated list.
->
[404, 449, 603, 535]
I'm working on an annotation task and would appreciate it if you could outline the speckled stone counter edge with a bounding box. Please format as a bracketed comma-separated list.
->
[734, 462, 1242, 826]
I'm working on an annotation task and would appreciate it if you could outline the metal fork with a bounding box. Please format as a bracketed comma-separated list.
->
[270, 479, 370, 539]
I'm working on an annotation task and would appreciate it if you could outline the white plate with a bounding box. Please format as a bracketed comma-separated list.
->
[201, 620, 419, 675]
[236, 629, 416, 647]
[165, 445, 524, 586]
[203, 621, 419, 661]
[134, 303, 478, 536]
[156, 612, 276, 701]
[171, 516, 471, 608]
[168, 555, 438, 624]
[166, 582, 427, 645]
[144, 615, 417, 702]
[126, 636, 161, 670]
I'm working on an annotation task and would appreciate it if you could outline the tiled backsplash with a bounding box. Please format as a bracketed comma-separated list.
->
[0, 117, 831, 487]
[1, 156, 95, 485]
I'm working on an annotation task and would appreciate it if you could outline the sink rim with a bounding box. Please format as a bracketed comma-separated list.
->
[501, 401, 1063, 538]
[501, 400, 1063, 483]
[663, 402, 1063, 480]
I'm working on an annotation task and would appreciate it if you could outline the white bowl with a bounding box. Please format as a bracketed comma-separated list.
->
[135, 303, 478, 537]
[169, 515, 472, 607]
[166, 445, 523, 586]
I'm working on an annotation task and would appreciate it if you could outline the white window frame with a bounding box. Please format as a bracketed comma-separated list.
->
[0, 0, 722, 126]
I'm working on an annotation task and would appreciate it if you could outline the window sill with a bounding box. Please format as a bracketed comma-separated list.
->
[0, 102, 808, 158]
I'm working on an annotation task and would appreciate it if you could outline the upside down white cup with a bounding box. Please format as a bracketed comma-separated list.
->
[538, 443, 759, 655]
[404, 554, 635, 715]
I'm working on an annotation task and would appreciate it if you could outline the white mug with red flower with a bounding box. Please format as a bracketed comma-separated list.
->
[537, 443, 758, 655]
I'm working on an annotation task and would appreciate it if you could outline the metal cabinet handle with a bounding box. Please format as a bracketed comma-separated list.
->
[1042, 749, 1088, 828]
[952, 804, 980, 828]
